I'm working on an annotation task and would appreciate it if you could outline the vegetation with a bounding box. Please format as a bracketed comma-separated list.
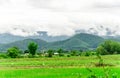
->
[7, 46, 21, 58]
[57, 48, 64, 56]
[28, 42, 38, 56]
[97, 40, 120, 55]
[0, 33, 104, 51]
[47, 49, 54, 57]
[0, 39, 120, 77]
[0, 55, 119, 78]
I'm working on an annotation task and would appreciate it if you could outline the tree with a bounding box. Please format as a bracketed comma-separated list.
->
[47, 49, 54, 57]
[24, 50, 29, 54]
[71, 50, 77, 56]
[96, 46, 108, 55]
[28, 42, 38, 56]
[7, 46, 21, 58]
[96, 40, 120, 55]
[57, 48, 64, 56]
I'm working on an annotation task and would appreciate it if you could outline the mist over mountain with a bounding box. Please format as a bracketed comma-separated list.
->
[0, 31, 69, 44]
[0, 25, 120, 44]
[0, 33, 27, 44]
[75, 26, 119, 36]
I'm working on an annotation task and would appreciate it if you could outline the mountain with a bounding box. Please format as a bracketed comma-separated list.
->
[46, 37, 89, 50]
[0, 33, 105, 51]
[103, 36, 120, 42]
[0, 32, 69, 44]
[0, 39, 47, 51]
[0, 26, 119, 44]
[0, 33, 27, 44]
[46, 33, 104, 50]
[34, 31, 69, 42]
[73, 33, 104, 48]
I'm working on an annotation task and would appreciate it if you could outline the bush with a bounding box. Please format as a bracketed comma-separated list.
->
[85, 52, 91, 56]
[0, 54, 8, 58]
[7, 47, 21, 58]
[47, 49, 54, 57]
[28, 54, 34, 58]
[59, 53, 64, 56]
[57, 48, 64, 57]
[67, 54, 71, 57]
[70, 50, 79, 56]
[91, 52, 96, 55]
[96, 46, 108, 55]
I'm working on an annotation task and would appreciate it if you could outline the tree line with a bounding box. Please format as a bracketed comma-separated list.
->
[97, 40, 120, 55]
[1, 40, 120, 58]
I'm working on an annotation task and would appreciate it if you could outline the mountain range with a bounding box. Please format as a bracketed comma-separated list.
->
[0, 27, 120, 51]
[0, 31, 69, 44]
[0, 26, 119, 44]
[0, 33, 105, 51]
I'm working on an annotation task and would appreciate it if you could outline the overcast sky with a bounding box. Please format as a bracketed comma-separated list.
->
[0, 0, 120, 36]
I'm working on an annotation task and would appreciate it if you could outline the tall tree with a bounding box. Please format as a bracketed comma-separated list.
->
[28, 42, 38, 56]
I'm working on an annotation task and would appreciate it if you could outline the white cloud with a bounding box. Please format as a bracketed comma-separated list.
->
[0, 0, 120, 36]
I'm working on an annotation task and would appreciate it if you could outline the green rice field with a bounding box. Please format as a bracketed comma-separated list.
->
[0, 55, 120, 78]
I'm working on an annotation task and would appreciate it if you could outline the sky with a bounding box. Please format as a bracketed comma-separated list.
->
[0, 0, 120, 36]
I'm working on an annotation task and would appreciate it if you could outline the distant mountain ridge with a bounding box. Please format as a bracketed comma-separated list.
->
[0, 39, 47, 51]
[0, 32, 69, 44]
[0, 26, 120, 44]
[0, 33, 105, 51]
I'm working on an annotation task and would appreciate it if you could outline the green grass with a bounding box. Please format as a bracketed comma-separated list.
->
[0, 68, 120, 78]
[0, 55, 120, 78]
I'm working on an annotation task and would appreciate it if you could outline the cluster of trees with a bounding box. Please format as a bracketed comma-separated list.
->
[6, 42, 68, 58]
[97, 40, 120, 55]
[6, 42, 95, 58]
[7, 42, 38, 58]
[4, 40, 120, 58]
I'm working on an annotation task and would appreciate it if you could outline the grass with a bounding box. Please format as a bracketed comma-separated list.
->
[0, 68, 120, 78]
[0, 55, 120, 78]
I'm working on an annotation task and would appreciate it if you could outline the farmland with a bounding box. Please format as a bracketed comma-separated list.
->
[0, 55, 120, 78]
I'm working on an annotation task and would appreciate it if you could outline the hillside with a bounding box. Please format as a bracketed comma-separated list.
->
[46, 33, 104, 50]
[46, 38, 89, 50]
[0, 32, 69, 44]
[74, 33, 104, 48]
[0, 33, 26, 44]
[0, 39, 47, 51]
[0, 33, 105, 51]
[103, 36, 120, 42]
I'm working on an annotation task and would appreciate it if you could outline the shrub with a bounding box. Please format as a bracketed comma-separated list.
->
[96, 46, 108, 55]
[85, 52, 91, 56]
[59, 53, 64, 56]
[7, 47, 21, 58]
[47, 49, 54, 57]
[70, 50, 79, 56]
[67, 54, 71, 57]
[28, 54, 33, 58]
[0, 54, 8, 58]
[57, 48, 64, 57]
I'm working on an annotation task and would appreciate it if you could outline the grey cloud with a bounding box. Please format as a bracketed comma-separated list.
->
[28, 0, 94, 12]
[29, 0, 120, 12]
[0, 0, 10, 5]
[28, 0, 53, 9]
[94, 1, 120, 8]
[1, 0, 120, 36]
